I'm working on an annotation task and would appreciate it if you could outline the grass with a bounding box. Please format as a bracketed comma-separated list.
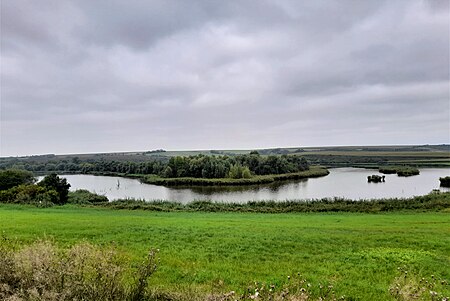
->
[0, 204, 449, 300]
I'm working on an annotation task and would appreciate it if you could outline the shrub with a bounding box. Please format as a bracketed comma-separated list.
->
[68, 189, 108, 204]
[439, 176, 450, 187]
[0, 169, 35, 190]
[0, 184, 57, 205]
[38, 174, 71, 204]
[0, 240, 159, 301]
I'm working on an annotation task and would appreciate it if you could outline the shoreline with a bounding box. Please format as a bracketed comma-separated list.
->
[83, 191, 450, 213]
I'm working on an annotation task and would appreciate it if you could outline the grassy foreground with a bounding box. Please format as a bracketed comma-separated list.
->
[1, 204, 449, 300]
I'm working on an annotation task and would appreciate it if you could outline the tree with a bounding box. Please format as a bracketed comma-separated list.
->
[241, 166, 252, 179]
[228, 164, 241, 179]
[162, 166, 173, 178]
[38, 173, 71, 204]
[0, 169, 35, 190]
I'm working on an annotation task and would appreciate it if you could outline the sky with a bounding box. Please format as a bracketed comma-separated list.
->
[1, 0, 449, 156]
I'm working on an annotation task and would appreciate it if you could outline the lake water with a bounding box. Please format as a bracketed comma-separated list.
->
[49, 168, 450, 203]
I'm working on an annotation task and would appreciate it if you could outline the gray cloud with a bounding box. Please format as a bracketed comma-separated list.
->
[1, 0, 449, 156]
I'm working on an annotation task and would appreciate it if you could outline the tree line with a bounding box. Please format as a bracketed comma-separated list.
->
[163, 152, 308, 179]
[0, 152, 309, 179]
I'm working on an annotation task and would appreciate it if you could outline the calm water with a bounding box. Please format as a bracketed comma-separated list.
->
[49, 168, 450, 203]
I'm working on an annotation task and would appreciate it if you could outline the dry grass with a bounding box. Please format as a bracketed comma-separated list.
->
[0, 238, 157, 301]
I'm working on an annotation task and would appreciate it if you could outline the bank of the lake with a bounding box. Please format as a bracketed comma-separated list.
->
[54, 167, 450, 203]
[99, 191, 450, 213]
[0, 204, 449, 300]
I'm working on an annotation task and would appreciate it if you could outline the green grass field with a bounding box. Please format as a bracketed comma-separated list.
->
[1, 204, 449, 300]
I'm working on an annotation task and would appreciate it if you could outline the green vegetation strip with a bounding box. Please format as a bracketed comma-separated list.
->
[142, 166, 329, 186]
[101, 192, 450, 213]
[379, 166, 420, 177]
[1, 204, 449, 300]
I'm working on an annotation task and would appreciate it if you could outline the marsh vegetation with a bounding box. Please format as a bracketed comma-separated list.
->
[379, 166, 420, 177]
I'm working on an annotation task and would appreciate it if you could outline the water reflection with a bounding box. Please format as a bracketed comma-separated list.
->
[49, 168, 450, 203]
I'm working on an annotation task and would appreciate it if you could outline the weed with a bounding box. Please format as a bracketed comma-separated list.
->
[0, 240, 158, 301]
[389, 267, 449, 301]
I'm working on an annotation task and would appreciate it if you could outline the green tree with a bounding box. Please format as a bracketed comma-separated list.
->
[162, 166, 173, 178]
[241, 166, 252, 179]
[0, 169, 35, 190]
[228, 164, 243, 179]
[38, 173, 71, 205]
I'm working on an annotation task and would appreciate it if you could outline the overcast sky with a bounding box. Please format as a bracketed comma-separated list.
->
[1, 0, 449, 156]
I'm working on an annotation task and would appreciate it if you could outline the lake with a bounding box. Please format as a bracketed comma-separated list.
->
[48, 168, 450, 203]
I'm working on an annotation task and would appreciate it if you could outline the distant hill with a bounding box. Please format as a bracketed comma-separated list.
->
[1, 145, 448, 171]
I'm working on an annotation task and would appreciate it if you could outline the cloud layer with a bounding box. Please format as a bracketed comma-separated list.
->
[1, 0, 449, 156]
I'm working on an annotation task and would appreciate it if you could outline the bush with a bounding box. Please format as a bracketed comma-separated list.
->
[0, 169, 35, 190]
[68, 189, 108, 204]
[0, 239, 159, 301]
[0, 184, 57, 205]
[38, 174, 71, 204]
[439, 176, 450, 187]
[0, 174, 72, 206]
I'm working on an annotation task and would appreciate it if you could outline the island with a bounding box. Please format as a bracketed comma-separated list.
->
[367, 175, 385, 183]
[139, 152, 329, 186]
[379, 166, 420, 177]
[440, 176, 450, 187]
[142, 165, 329, 186]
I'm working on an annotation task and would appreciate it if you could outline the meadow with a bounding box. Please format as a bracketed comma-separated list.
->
[1, 204, 449, 300]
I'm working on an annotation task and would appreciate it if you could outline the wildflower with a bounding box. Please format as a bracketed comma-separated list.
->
[249, 291, 259, 299]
